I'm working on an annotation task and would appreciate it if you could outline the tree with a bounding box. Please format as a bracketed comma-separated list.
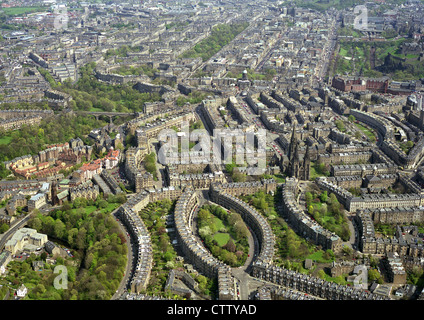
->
[53, 220, 66, 239]
[328, 193, 338, 205]
[68, 228, 78, 248]
[223, 239, 236, 253]
[233, 221, 249, 240]
[342, 246, 352, 256]
[0, 223, 9, 233]
[320, 191, 328, 203]
[368, 269, 382, 283]
[21, 262, 30, 273]
[305, 192, 313, 205]
[196, 275, 208, 292]
[232, 171, 246, 182]
[335, 120, 345, 131]
[76, 227, 87, 250]
[163, 250, 174, 262]
[97, 199, 108, 209]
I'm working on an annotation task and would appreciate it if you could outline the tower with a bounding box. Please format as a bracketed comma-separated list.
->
[51, 181, 58, 206]
[287, 126, 310, 181]
[288, 140, 300, 178]
[420, 109, 424, 130]
[242, 69, 248, 81]
[288, 125, 297, 160]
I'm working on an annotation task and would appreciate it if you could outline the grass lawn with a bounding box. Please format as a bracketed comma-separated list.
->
[354, 122, 376, 141]
[339, 47, 348, 57]
[85, 206, 98, 214]
[306, 251, 333, 263]
[323, 273, 349, 285]
[71, 205, 97, 215]
[88, 107, 105, 112]
[213, 217, 225, 231]
[0, 135, 12, 145]
[271, 174, 285, 183]
[213, 233, 230, 246]
[104, 202, 120, 212]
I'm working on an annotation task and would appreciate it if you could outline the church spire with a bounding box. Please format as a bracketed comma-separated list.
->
[288, 125, 297, 160]
[303, 144, 311, 181]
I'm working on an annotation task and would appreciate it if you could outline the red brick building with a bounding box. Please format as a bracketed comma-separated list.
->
[332, 76, 389, 93]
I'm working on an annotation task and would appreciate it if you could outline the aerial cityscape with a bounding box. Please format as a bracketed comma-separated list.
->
[0, 0, 424, 306]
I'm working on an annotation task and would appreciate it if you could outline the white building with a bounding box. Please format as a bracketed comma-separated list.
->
[16, 284, 27, 298]
[28, 193, 46, 211]
[5, 228, 48, 255]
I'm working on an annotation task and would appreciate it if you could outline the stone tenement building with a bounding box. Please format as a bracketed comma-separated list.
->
[167, 171, 226, 189]
[0, 115, 42, 131]
[347, 193, 423, 212]
[128, 104, 189, 130]
[325, 174, 397, 190]
[4, 140, 93, 178]
[165, 164, 226, 190]
[350, 109, 424, 169]
[216, 179, 277, 197]
[316, 176, 424, 212]
[124, 147, 154, 193]
[174, 188, 228, 278]
[317, 151, 373, 166]
[354, 211, 424, 257]
[137, 110, 196, 139]
[368, 206, 424, 225]
[173, 187, 237, 300]
[281, 178, 342, 253]
[200, 97, 228, 132]
[118, 192, 153, 294]
[0, 109, 53, 120]
[331, 163, 397, 177]
[255, 285, 317, 300]
[251, 260, 387, 300]
[68, 184, 100, 202]
[164, 269, 198, 298]
[95, 69, 144, 85]
[383, 252, 407, 285]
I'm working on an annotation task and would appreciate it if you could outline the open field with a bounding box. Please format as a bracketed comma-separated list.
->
[1, 6, 47, 16]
